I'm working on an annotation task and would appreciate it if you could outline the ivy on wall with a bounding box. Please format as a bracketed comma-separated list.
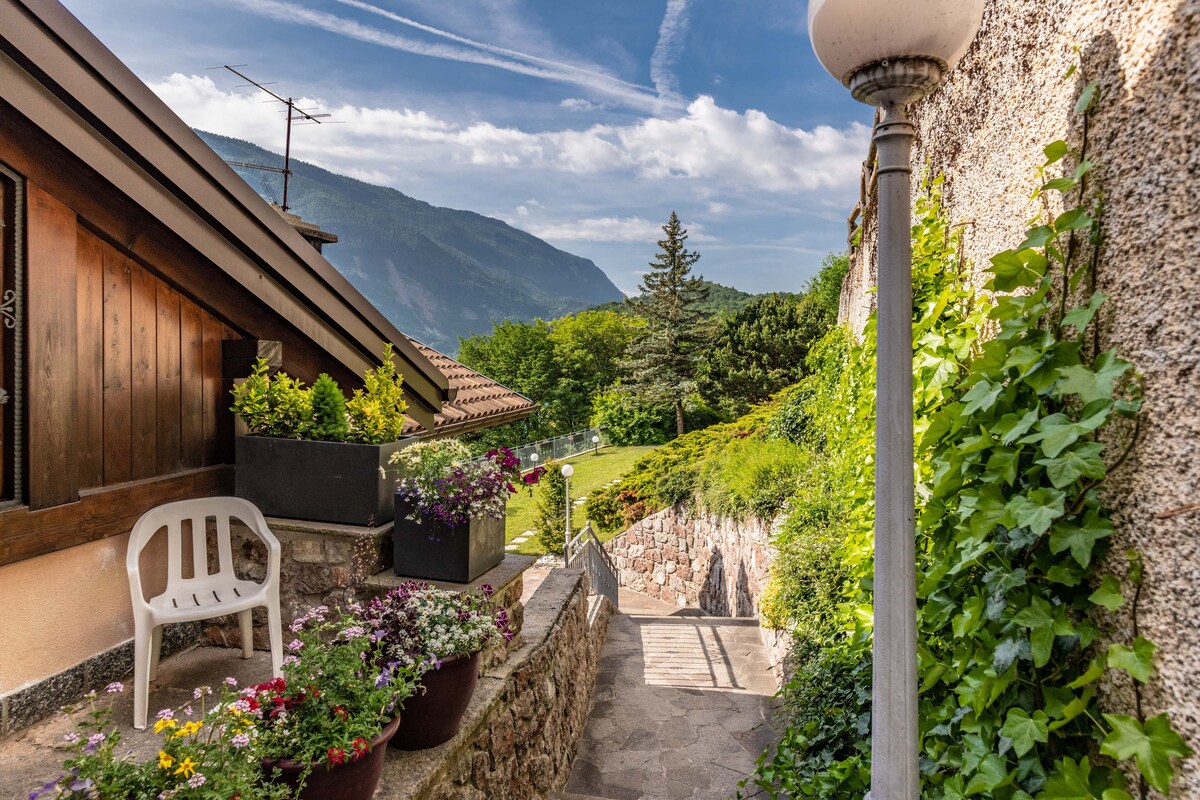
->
[743, 78, 1192, 799]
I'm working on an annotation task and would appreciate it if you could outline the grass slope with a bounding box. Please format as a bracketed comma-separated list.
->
[505, 446, 659, 555]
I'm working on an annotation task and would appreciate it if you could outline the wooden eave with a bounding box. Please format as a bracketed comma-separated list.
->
[0, 0, 453, 428]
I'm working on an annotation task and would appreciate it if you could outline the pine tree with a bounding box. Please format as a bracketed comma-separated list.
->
[310, 373, 349, 441]
[622, 211, 711, 436]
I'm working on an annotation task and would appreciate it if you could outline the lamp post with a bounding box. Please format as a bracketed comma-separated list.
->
[807, 2, 983, 798]
[592, 434, 600, 456]
[561, 464, 575, 560]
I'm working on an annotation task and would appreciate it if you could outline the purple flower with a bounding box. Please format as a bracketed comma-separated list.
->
[232, 732, 251, 748]
[288, 639, 304, 651]
[86, 733, 105, 747]
[187, 773, 206, 788]
[104, 682, 124, 694]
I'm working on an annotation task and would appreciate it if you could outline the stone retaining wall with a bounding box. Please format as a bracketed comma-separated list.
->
[377, 569, 612, 800]
[605, 505, 789, 682]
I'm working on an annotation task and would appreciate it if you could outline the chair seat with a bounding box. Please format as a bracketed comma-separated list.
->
[147, 577, 268, 622]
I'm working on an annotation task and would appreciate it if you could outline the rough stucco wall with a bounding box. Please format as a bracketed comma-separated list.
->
[842, 0, 1200, 792]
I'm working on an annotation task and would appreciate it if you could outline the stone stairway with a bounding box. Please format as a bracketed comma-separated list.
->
[552, 589, 779, 800]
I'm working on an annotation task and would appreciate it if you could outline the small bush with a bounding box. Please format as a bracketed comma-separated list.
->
[533, 461, 570, 553]
[310, 373, 349, 441]
[229, 359, 312, 438]
[582, 489, 623, 534]
[347, 344, 408, 444]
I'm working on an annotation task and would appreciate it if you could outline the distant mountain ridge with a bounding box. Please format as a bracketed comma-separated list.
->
[196, 130, 623, 353]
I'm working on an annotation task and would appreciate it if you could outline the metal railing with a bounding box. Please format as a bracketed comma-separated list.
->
[511, 427, 608, 471]
[565, 520, 619, 611]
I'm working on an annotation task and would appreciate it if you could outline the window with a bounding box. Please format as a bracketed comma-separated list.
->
[0, 164, 23, 505]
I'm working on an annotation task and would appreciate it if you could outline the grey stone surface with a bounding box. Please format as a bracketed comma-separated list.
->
[562, 588, 779, 800]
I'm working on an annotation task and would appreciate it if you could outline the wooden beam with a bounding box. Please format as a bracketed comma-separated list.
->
[25, 181, 77, 509]
[0, 465, 233, 566]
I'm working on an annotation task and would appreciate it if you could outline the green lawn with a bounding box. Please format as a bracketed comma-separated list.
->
[505, 445, 658, 556]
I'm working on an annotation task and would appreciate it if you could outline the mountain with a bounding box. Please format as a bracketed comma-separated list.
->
[591, 280, 764, 317]
[196, 131, 623, 353]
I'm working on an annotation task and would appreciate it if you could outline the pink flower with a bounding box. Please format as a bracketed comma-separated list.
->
[104, 682, 124, 694]
[187, 773, 206, 788]
[223, 677, 238, 688]
[156, 708, 174, 721]
[232, 733, 251, 748]
[287, 639, 304, 651]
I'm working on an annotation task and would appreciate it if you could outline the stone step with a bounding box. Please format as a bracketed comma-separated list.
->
[550, 793, 621, 800]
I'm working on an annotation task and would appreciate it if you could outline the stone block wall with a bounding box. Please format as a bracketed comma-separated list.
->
[376, 569, 612, 800]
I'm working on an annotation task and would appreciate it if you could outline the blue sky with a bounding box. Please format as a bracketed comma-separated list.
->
[63, 0, 870, 296]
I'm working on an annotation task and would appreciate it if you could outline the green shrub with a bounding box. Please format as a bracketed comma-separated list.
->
[347, 343, 408, 444]
[696, 438, 809, 521]
[310, 373, 349, 442]
[229, 358, 312, 438]
[589, 390, 672, 446]
[533, 461, 570, 553]
[582, 489, 623, 534]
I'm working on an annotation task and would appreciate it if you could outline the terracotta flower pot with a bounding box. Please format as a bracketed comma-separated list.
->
[264, 715, 400, 800]
[390, 651, 481, 750]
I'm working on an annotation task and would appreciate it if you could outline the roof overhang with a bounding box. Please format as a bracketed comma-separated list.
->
[0, 0, 453, 428]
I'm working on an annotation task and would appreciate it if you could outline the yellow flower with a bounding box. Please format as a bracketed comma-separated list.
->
[153, 718, 178, 734]
[174, 756, 197, 778]
[157, 751, 174, 770]
[171, 720, 204, 738]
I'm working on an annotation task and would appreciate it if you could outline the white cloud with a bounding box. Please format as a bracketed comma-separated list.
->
[222, 0, 669, 113]
[706, 201, 732, 216]
[523, 215, 713, 244]
[560, 98, 601, 112]
[650, 0, 691, 103]
[155, 75, 869, 196]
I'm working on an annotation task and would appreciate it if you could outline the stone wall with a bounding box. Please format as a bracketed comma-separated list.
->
[605, 505, 789, 681]
[841, 0, 1199, 791]
[376, 569, 612, 800]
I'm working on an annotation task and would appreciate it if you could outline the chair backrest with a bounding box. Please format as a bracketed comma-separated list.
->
[126, 497, 280, 604]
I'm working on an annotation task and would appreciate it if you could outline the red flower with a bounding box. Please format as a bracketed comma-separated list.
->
[351, 737, 370, 761]
[327, 748, 346, 765]
[333, 705, 349, 720]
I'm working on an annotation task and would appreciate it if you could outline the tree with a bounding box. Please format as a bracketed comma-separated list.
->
[621, 211, 712, 436]
[548, 310, 644, 431]
[699, 253, 849, 417]
[533, 461, 571, 553]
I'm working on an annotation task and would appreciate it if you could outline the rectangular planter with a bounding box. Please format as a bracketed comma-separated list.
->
[392, 496, 505, 584]
[235, 436, 413, 526]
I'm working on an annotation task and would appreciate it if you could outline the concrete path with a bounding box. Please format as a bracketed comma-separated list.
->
[558, 589, 779, 800]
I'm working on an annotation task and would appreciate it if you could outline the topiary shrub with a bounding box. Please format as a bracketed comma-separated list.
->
[533, 461, 569, 554]
[309, 373, 349, 442]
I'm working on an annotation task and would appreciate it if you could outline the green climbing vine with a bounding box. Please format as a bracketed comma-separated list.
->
[743, 74, 1191, 799]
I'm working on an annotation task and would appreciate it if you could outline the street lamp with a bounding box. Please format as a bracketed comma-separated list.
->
[561, 464, 575, 558]
[807, 2, 983, 799]
[591, 434, 600, 456]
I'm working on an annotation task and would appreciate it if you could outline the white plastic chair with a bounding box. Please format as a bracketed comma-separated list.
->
[126, 497, 283, 729]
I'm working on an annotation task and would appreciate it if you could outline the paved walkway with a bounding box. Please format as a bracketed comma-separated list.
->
[558, 589, 779, 800]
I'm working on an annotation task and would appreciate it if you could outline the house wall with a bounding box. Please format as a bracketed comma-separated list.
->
[841, 0, 1199, 791]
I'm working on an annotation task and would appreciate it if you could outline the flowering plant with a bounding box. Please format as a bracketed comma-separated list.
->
[253, 605, 417, 773]
[360, 582, 514, 670]
[30, 681, 289, 799]
[387, 440, 544, 527]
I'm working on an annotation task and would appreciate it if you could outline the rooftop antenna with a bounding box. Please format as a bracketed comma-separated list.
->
[209, 64, 335, 212]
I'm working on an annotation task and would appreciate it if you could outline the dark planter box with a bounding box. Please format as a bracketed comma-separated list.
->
[392, 495, 505, 583]
[235, 436, 413, 526]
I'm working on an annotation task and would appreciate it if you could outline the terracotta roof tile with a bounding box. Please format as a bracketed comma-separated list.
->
[402, 339, 538, 437]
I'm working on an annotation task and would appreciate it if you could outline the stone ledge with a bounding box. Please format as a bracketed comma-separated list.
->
[375, 568, 614, 800]
[365, 553, 536, 596]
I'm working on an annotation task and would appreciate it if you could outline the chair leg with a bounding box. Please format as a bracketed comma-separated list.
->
[267, 603, 283, 678]
[133, 621, 151, 730]
[238, 609, 254, 659]
[149, 625, 163, 681]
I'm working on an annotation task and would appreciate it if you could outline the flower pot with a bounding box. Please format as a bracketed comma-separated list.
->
[392, 495, 505, 583]
[391, 651, 481, 750]
[235, 435, 414, 526]
[264, 715, 400, 800]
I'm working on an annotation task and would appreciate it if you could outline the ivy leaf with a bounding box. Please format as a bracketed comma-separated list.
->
[1107, 637, 1157, 683]
[1101, 791, 1132, 800]
[1037, 442, 1106, 489]
[1100, 713, 1193, 793]
[1002, 709, 1050, 757]
[991, 249, 1045, 292]
[1089, 575, 1125, 611]
[1044, 140, 1070, 163]
[962, 380, 1004, 416]
[1014, 597, 1057, 667]
[994, 638, 1025, 675]
[1049, 511, 1114, 568]
[1008, 488, 1066, 536]
[965, 753, 1012, 794]
[1075, 81, 1100, 114]
[1022, 413, 1081, 459]
[1057, 350, 1130, 404]
[1021, 225, 1057, 250]
[1038, 756, 1099, 799]
[1054, 208, 1094, 232]
[1061, 291, 1106, 334]
[1067, 656, 1106, 689]
[995, 410, 1040, 445]
[1043, 176, 1078, 193]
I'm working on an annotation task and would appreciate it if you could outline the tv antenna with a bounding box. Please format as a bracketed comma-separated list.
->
[209, 64, 336, 212]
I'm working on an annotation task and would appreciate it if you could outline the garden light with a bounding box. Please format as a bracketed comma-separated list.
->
[807, 2, 983, 798]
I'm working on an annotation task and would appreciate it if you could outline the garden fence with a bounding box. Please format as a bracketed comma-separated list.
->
[510, 427, 608, 471]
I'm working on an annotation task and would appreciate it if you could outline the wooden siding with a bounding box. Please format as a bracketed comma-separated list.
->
[81, 230, 236, 491]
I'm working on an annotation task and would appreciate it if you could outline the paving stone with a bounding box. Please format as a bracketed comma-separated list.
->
[562, 589, 779, 800]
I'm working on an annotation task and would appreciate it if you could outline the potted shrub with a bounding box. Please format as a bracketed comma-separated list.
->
[30, 681, 290, 799]
[232, 344, 414, 526]
[361, 581, 514, 749]
[252, 604, 417, 799]
[388, 442, 544, 582]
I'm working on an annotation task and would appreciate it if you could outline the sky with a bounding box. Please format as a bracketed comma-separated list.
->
[62, 0, 870, 296]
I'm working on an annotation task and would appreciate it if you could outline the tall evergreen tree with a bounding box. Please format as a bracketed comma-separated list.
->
[622, 211, 711, 436]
